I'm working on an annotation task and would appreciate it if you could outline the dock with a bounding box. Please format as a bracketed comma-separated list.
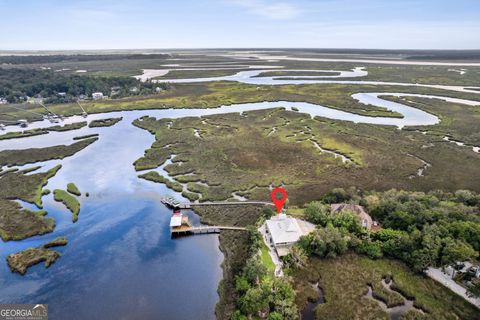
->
[161, 196, 271, 209]
[171, 225, 246, 236]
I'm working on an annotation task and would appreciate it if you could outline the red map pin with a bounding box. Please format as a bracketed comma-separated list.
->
[271, 187, 288, 214]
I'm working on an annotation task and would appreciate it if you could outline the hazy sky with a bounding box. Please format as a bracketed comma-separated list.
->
[1, 0, 479, 50]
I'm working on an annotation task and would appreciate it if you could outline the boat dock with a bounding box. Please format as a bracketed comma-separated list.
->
[171, 225, 247, 236]
[160, 196, 271, 209]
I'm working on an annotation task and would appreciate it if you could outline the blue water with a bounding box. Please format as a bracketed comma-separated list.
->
[0, 112, 223, 320]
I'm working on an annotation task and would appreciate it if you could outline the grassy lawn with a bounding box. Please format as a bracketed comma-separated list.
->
[260, 242, 276, 274]
[291, 253, 479, 320]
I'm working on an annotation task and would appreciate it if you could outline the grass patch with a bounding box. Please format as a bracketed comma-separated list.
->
[0, 165, 61, 241]
[0, 137, 98, 167]
[53, 189, 80, 222]
[138, 171, 184, 192]
[47, 121, 87, 131]
[88, 117, 123, 127]
[6, 237, 68, 275]
[291, 253, 479, 320]
[73, 133, 99, 140]
[67, 182, 81, 196]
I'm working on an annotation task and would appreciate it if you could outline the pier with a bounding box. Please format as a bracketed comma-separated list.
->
[160, 196, 271, 209]
[171, 225, 247, 236]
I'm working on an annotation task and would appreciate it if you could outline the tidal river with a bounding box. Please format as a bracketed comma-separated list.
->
[0, 90, 478, 319]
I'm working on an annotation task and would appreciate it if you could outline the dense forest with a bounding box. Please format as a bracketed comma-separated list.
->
[0, 68, 168, 103]
[0, 53, 170, 65]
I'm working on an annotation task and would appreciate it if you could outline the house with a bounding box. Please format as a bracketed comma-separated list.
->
[57, 92, 67, 97]
[92, 92, 104, 100]
[265, 214, 315, 256]
[331, 203, 374, 229]
[0, 98, 8, 104]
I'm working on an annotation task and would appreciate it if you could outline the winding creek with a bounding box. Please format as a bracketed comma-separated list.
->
[1, 66, 480, 319]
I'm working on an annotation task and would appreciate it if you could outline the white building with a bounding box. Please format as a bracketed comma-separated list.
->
[92, 92, 104, 100]
[0, 98, 8, 105]
[265, 214, 315, 256]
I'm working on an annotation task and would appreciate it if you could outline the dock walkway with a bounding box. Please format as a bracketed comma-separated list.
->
[171, 225, 246, 235]
[161, 197, 271, 209]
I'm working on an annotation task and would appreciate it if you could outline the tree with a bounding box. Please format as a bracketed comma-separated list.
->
[304, 201, 330, 225]
[235, 275, 251, 295]
[357, 240, 383, 259]
[286, 245, 308, 269]
[299, 226, 348, 258]
[322, 188, 349, 203]
[242, 256, 267, 285]
[440, 238, 477, 266]
[263, 207, 275, 219]
[239, 286, 270, 316]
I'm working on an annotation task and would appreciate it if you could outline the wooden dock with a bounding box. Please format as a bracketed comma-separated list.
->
[161, 197, 271, 210]
[171, 225, 246, 236]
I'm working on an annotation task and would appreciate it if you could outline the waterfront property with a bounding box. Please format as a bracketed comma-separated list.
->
[264, 214, 315, 257]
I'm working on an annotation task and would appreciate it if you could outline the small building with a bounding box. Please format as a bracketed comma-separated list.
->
[0, 98, 8, 105]
[92, 92, 104, 100]
[57, 92, 67, 97]
[265, 214, 315, 256]
[169, 211, 192, 233]
[331, 203, 374, 229]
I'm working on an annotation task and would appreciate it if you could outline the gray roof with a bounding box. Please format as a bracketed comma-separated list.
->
[266, 214, 304, 246]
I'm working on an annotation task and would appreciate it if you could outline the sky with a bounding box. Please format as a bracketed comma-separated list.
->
[0, 0, 479, 50]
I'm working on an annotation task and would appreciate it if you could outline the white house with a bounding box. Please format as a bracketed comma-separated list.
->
[92, 92, 104, 100]
[265, 214, 315, 256]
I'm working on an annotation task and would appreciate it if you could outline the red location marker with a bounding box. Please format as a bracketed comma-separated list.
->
[271, 187, 288, 214]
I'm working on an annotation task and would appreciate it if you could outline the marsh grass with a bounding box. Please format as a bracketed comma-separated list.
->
[292, 254, 479, 320]
[53, 189, 80, 222]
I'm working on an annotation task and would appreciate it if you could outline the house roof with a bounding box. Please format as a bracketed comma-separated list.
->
[266, 214, 304, 246]
[169, 214, 182, 227]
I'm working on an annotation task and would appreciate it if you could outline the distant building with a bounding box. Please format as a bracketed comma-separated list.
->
[57, 92, 67, 97]
[92, 92, 104, 100]
[0, 98, 8, 105]
[264, 214, 315, 257]
[331, 203, 375, 229]
[27, 96, 43, 104]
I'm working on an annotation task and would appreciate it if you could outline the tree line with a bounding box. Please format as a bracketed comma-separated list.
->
[0, 68, 168, 103]
[0, 54, 170, 65]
